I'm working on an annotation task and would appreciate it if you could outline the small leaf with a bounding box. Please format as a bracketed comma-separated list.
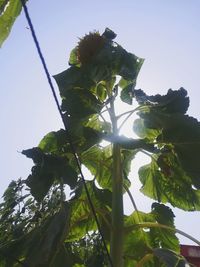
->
[96, 83, 107, 101]
[69, 47, 80, 66]
[102, 28, 117, 40]
[120, 83, 133, 105]
[133, 118, 160, 141]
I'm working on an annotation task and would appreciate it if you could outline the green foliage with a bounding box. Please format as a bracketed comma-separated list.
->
[0, 0, 28, 47]
[124, 203, 180, 264]
[1, 28, 200, 267]
[22, 147, 78, 202]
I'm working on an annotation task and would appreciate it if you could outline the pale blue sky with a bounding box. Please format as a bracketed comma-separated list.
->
[0, 0, 200, 245]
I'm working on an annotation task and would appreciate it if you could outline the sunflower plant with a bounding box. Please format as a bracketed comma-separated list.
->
[1, 28, 200, 267]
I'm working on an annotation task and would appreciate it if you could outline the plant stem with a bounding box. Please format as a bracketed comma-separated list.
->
[109, 91, 124, 267]
[111, 143, 124, 267]
[136, 253, 154, 267]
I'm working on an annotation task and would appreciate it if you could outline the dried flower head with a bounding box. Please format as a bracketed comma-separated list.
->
[77, 31, 106, 65]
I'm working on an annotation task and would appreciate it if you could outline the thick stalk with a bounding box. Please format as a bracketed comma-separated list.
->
[109, 96, 124, 267]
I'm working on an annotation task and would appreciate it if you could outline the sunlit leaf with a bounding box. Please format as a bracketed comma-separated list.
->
[69, 47, 80, 66]
[81, 145, 113, 189]
[68, 181, 111, 241]
[39, 129, 68, 154]
[124, 203, 179, 265]
[139, 158, 200, 210]
[0, 0, 28, 47]
[133, 118, 160, 141]
[96, 83, 107, 102]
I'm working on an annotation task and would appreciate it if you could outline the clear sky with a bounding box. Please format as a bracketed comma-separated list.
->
[0, 0, 200, 245]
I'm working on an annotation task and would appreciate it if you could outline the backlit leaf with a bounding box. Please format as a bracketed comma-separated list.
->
[0, 0, 28, 47]
[68, 181, 111, 241]
[139, 158, 200, 210]
[124, 204, 179, 265]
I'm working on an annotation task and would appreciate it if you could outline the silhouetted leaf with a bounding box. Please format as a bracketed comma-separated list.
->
[54, 67, 95, 97]
[134, 88, 189, 114]
[61, 88, 102, 118]
[118, 51, 144, 81]
[24, 204, 70, 266]
[23, 148, 78, 201]
[102, 28, 117, 40]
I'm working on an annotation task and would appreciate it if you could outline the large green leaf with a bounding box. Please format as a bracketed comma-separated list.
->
[22, 148, 78, 201]
[134, 87, 189, 114]
[54, 67, 95, 97]
[0, 0, 27, 47]
[81, 145, 113, 189]
[124, 203, 180, 266]
[39, 129, 69, 154]
[139, 158, 200, 210]
[23, 204, 70, 267]
[67, 181, 111, 241]
[141, 111, 200, 190]
[39, 115, 111, 160]
[61, 88, 102, 119]
[81, 144, 137, 190]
